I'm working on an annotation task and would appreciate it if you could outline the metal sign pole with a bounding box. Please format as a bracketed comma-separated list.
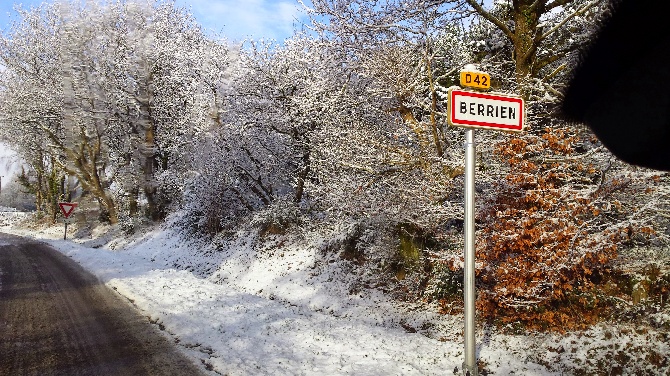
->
[450, 67, 524, 376]
[64, 222, 68, 240]
[463, 128, 478, 376]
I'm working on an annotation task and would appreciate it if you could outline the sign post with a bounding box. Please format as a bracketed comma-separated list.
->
[58, 202, 78, 240]
[449, 68, 525, 376]
[462, 128, 477, 376]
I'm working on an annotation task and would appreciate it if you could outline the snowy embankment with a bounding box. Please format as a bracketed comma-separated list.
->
[3, 217, 668, 375]
[0, 207, 23, 228]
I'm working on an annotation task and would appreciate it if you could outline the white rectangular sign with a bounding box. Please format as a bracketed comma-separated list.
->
[448, 89, 525, 132]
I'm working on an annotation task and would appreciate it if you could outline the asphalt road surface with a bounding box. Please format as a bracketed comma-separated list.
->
[0, 232, 206, 376]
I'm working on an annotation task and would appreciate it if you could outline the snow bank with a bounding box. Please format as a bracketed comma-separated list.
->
[44, 231, 469, 375]
[3, 218, 668, 375]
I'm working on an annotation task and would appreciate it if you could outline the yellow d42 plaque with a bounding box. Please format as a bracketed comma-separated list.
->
[460, 71, 491, 90]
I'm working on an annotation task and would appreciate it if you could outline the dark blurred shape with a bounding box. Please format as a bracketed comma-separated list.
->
[562, 0, 670, 170]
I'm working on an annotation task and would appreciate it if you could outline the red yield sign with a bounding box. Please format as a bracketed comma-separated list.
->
[448, 89, 525, 132]
[58, 202, 78, 218]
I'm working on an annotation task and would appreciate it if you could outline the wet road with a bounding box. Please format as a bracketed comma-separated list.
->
[0, 232, 206, 376]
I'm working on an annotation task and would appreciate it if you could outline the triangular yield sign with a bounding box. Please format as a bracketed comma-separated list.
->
[58, 202, 78, 218]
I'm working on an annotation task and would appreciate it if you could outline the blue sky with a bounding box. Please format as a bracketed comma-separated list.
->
[0, 0, 308, 42]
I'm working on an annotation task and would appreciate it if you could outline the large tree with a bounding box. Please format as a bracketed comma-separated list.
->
[0, 2, 115, 221]
[0, 0, 229, 223]
[463, 0, 605, 87]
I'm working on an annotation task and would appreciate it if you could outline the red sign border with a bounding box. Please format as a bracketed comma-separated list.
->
[448, 89, 525, 132]
[58, 202, 78, 218]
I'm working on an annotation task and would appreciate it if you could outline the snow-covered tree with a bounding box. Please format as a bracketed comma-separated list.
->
[185, 36, 356, 233]
[462, 0, 607, 94]
[0, 2, 98, 221]
[0, 0, 229, 223]
[302, 0, 670, 329]
[300, 1, 477, 233]
[103, 1, 229, 220]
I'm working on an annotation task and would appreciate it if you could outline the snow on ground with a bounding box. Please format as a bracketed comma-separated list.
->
[2, 214, 669, 375]
[0, 207, 22, 227]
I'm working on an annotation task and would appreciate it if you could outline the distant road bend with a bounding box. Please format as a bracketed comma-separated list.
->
[0, 232, 206, 376]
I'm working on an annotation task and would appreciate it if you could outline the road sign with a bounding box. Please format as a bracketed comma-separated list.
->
[460, 71, 491, 90]
[450, 71, 527, 376]
[58, 202, 78, 218]
[448, 88, 525, 132]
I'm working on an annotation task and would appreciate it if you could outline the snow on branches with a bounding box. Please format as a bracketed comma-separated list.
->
[0, 1, 229, 223]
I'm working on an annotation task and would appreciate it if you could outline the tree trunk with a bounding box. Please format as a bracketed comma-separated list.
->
[101, 194, 119, 224]
[294, 149, 311, 204]
[143, 118, 161, 221]
[35, 169, 44, 216]
[129, 187, 139, 217]
[136, 67, 161, 221]
[512, 0, 542, 94]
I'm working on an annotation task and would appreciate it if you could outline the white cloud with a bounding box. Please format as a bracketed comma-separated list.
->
[177, 0, 306, 42]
